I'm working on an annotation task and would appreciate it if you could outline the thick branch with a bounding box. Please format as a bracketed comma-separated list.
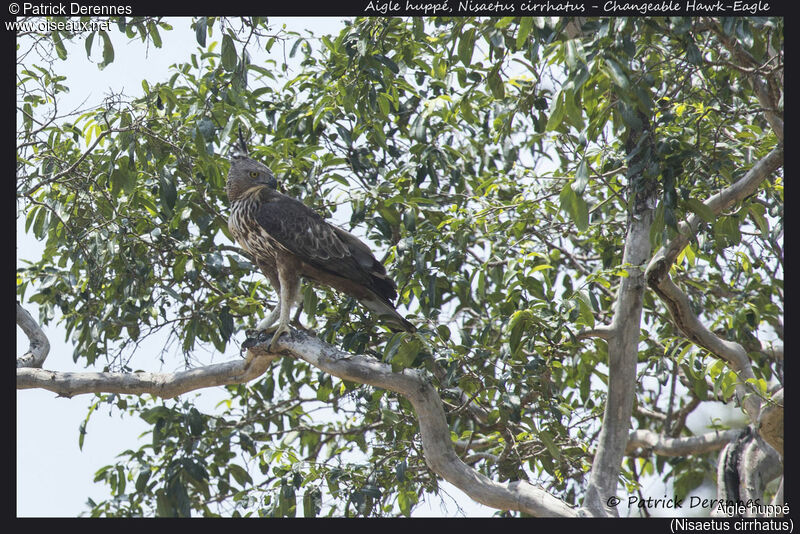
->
[757, 388, 783, 457]
[739, 434, 782, 514]
[645, 148, 783, 423]
[270, 331, 578, 517]
[17, 302, 50, 368]
[16, 351, 278, 398]
[18, 328, 577, 516]
[626, 428, 739, 457]
[649, 275, 759, 422]
[583, 120, 658, 516]
[576, 326, 615, 341]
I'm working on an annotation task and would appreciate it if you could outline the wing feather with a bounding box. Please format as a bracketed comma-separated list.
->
[253, 188, 386, 293]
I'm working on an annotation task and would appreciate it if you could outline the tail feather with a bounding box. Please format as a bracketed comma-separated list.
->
[359, 293, 416, 333]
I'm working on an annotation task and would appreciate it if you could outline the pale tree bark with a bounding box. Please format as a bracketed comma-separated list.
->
[758, 388, 783, 457]
[626, 429, 740, 457]
[16, 301, 50, 369]
[581, 112, 658, 517]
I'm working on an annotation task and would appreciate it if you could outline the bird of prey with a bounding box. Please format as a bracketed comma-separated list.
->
[226, 133, 415, 351]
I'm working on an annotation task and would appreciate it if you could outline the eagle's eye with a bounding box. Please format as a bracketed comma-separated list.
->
[249, 171, 259, 179]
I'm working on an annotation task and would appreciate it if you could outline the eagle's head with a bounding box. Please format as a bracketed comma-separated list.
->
[226, 133, 278, 202]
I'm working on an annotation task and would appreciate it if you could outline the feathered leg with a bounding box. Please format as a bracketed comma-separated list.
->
[255, 266, 281, 332]
[268, 257, 300, 351]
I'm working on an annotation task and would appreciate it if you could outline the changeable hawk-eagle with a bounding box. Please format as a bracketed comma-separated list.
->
[226, 136, 415, 351]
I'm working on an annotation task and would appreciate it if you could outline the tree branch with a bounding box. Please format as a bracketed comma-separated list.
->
[17, 326, 578, 516]
[648, 275, 760, 421]
[757, 388, 783, 457]
[16, 347, 278, 398]
[17, 302, 50, 369]
[576, 326, 615, 341]
[626, 428, 739, 457]
[582, 116, 658, 517]
[645, 147, 783, 423]
[270, 331, 579, 517]
[648, 146, 783, 273]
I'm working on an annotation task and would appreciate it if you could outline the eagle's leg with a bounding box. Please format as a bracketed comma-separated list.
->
[255, 306, 280, 332]
[268, 258, 300, 352]
[250, 267, 281, 334]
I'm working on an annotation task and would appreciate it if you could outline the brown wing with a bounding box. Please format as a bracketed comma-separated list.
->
[253, 188, 397, 302]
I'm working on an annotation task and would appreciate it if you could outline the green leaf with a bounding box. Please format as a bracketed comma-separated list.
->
[98, 30, 115, 69]
[156, 490, 174, 517]
[303, 286, 318, 317]
[140, 406, 173, 424]
[221, 34, 237, 72]
[377, 93, 391, 116]
[374, 54, 399, 74]
[195, 17, 207, 47]
[575, 292, 595, 328]
[32, 205, 49, 239]
[398, 489, 417, 516]
[572, 159, 589, 194]
[545, 92, 566, 131]
[686, 198, 715, 223]
[148, 22, 162, 48]
[84, 32, 95, 60]
[564, 90, 584, 129]
[303, 489, 320, 518]
[517, 17, 533, 49]
[458, 28, 475, 66]
[537, 430, 562, 460]
[487, 67, 505, 99]
[51, 32, 67, 60]
[279, 482, 296, 517]
[168, 480, 191, 517]
[110, 167, 136, 197]
[78, 421, 87, 451]
[565, 39, 582, 69]
[748, 203, 769, 236]
[391, 338, 420, 372]
[187, 408, 204, 436]
[559, 182, 589, 232]
[135, 470, 151, 493]
[229, 464, 252, 487]
[395, 460, 408, 482]
[603, 57, 629, 91]
[159, 171, 177, 213]
[508, 309, 532, 356]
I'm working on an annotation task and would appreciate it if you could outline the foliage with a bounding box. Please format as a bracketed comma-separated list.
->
[17, 16, 782, 516]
